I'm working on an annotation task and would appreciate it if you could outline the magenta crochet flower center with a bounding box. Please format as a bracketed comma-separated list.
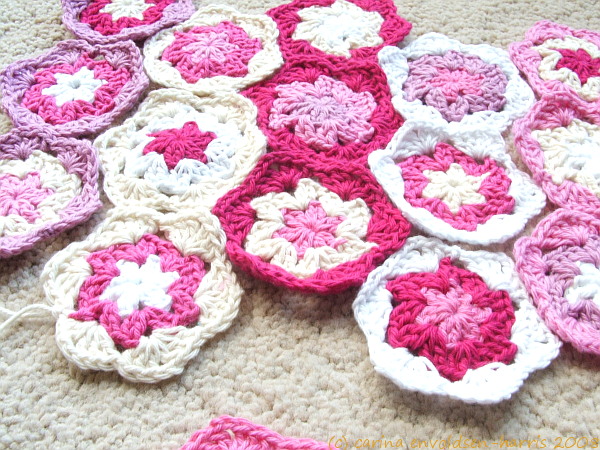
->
[0, 172, 54, 223]
[268, 74, 377, 151]
[403, 51, 508, 122]
[143, 121, 215, 170]
[80, 0, 176, 36]
[555, 48, 600, 85]
[400, 142, 515, 231]
[71, 233, 205, 349]
[272, 200, 347, 258]
[21, 53, 131, 126]
[161, 21, 262, 83]
[386, 257, 518, 382]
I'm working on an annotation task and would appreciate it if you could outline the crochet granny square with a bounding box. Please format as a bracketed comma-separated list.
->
[243, 57, 402, 163]
[353, 236, 560, 404]
[379, 33, 534, 132]
[61, 0, 194, 45]
[369, 119, 546, 245]
[514, 208, 600, 355]
[42, 206, 242, 382]
[94, 88, 266, 211]
[512, 91, 600, 212]
[181, 416, 329, 449]
[212, 152, 411, 295]
[267, 0, 411, 64]
[0, 40, 148, 137]
[143, 5, 283, 95]
[509, 21, 600, 105]
[0, 129, 101, 258]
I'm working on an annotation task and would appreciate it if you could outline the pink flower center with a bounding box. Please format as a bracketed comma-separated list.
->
[0, 172, 54, 223]
[162, 22, 262, 83]
[555, 48, 600, 85]
[272, 200, 346, 258]
[429, 68, 484, 102]
[143, 121, 215, 170]
[269, 75, 376, 151]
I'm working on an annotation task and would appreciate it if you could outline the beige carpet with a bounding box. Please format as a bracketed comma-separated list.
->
[1, 0, 600, 448]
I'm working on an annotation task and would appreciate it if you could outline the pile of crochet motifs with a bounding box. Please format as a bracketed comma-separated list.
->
[0, 0, 598, 404]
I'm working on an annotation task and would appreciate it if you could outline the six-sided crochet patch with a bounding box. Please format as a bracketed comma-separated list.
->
[42, 206, 242, 383]
[213, 152, 411, 294]
[514, 209, 600, 355]
[0, 129, 101, 258]
[353, 236, 560, 404]
[509, 20, 600, 104]
[95, 88, 266, 211]
[0, 39, 148, 137]
[369, 119, 546, 245]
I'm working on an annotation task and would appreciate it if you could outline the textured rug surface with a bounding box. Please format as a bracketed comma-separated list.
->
[1, 0, 600, 448]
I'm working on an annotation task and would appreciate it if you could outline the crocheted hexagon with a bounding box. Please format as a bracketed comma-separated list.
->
[212, 152, 411, 295]
[143, 5, 283, 95]
[42, 206, 242, 383]
[513, 91, 600, 212]
[369, 120, 545, 245]
[353, 236, 560, 404]
[509, 21, 600, 104]
[95, 88, 266, 211]
[379, 33, 534, 132]
[61, 0, 194, 45]
[268, 0, 411, 64]
[243, 58, 402, 162]
[181, 416, 330, 450]
[0, 129, 101, 258]
[514, 209, 600, 355]
[0, 40, 148, 137]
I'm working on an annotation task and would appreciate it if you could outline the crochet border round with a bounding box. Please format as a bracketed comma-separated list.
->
[243, 57, 402, 163]
[41, 206, 242, 383]
[95, 88, 266, 211]
[143, 5, 283, 95]
[378, 32, 534, 132]
[0, 39, 148, 138]
[60, 0, 195, 45]
[353, 236, 560, 404]
[212, 151, 411, 295]
[514, 208, 600, 355]
[0, 128, 101, 258]
[512, 91, 600, 212]
[509, 20, 600, 104]
[368, 119, 546, 245]
[181, 416, 330, 450]
[267, 0, 411, 64]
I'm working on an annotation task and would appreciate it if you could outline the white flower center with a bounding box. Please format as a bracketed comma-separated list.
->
[564, 262, 600, 308]
[42, 67, 107, 107]
[100, 0, 152, 20]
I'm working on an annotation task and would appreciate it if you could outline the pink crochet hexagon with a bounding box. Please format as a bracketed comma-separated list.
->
[514, 208, 600, 355]
[512, 91, 600, 212]
[509, 21, 600, 104]
[0, 40, 148, 137]
[0, 129, 101, 258]
[212, 151, 411, 295]
[243, 58, 402, 163]
[61, 0, 194, 45]
[268, 0, 411, 64]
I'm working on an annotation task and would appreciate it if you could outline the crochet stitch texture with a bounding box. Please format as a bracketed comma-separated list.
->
[212, 152, 411, 294]
[0, 39, 148, 137]
[509, 20, 600, 105]
[61, 0, 194, 44]
[514, 209, 600, 355]
[42, 206, 242, 382]
[353, 236, 560, 404]
[0, 129, 101, 258]
[143, 5, 283, 95]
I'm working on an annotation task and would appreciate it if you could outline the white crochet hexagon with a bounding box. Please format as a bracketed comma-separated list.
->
[368, 119, 546, 245]
[353, 236, 561, 404]
[378, 32, 535, 132]
[143, 5, 283, 95]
